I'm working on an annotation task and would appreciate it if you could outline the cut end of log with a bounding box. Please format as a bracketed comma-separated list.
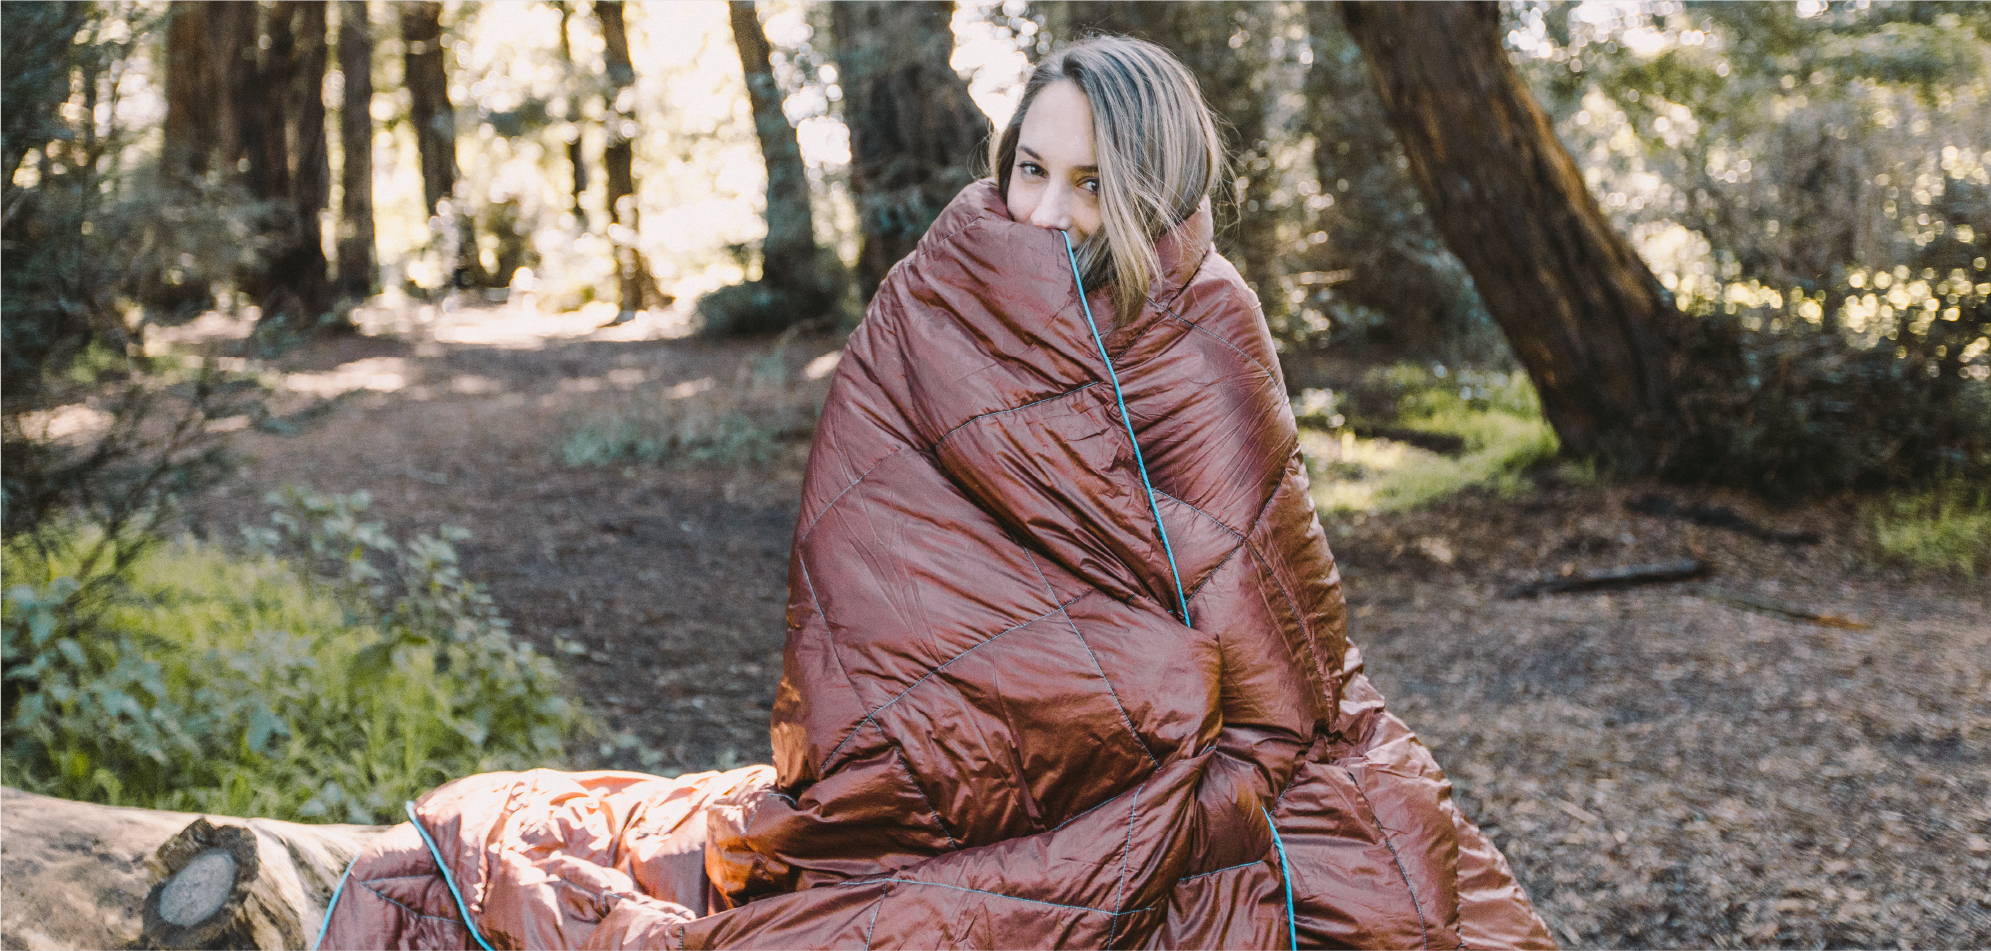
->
[141, 818, 279, 950]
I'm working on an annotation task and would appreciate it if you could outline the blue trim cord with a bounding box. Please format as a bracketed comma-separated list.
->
[1060, 229, 1295, 949]
[1059, 229, 1192, 627]
[312, 859, 356, 950]
[405, 800, 498, 951]
[1263, 804, 1299, 951]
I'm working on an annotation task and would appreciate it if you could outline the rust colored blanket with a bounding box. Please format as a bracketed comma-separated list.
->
[320, 180, 1553, 950]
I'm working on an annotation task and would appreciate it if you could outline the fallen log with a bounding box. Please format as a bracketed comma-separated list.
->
[1500, 557, 1710, 598]
[1, 786, 390, 950]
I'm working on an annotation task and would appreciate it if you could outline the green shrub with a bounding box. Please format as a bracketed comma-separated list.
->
[559, 342, 811, 470]
[1868, 478, 1991, 577]
[1300, 363, 1561, 516]
[1, 488, 584, 823]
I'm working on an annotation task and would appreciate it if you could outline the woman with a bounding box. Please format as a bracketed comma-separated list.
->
[322, 36, 1552, 950]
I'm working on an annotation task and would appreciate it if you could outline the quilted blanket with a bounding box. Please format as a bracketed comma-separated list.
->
[319, 178, 1553, 950]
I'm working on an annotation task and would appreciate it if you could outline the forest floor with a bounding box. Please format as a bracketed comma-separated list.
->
[175, 300, 1989, 949]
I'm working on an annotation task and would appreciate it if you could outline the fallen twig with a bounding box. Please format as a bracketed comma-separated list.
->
[1691, 588, 1870, 629]
[1501, 558, 1710, 598]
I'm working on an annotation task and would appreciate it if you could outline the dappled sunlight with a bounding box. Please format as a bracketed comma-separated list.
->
[14, 403, 114, 443]
[284, 356, 412, 397]
[802, 351, 840, 379]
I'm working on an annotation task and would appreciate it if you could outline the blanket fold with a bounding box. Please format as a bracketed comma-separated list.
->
[320, 178, 1553, 950]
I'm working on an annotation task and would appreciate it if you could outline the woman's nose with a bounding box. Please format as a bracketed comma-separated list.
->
[1029, 186, 1073, 230]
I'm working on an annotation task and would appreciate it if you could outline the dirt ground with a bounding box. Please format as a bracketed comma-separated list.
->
[178, 303, 1989, 949]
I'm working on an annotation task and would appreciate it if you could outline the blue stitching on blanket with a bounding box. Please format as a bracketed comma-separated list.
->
[1105, 775, 1147, 946]
[355, 880, 467, 926]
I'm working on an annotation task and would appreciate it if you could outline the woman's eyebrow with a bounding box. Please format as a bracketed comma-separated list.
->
[1018, 144, 1097, 174]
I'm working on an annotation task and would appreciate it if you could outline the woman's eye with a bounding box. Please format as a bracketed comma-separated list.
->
[1082, 178, 1101, 194]
[1019, 161, 1044, 177]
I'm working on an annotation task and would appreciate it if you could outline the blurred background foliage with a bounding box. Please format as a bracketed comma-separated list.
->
[2, 0, 1988, 819]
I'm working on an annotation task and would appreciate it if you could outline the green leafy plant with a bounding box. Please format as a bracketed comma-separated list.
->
[1, 489, 586, 823]
[1868, 478, 1991, 577]
[1299, 362, 1561, 516]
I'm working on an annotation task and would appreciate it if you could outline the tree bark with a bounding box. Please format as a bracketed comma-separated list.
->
[711, 0, 844, 332]
[250, 1, 336, 329]
[0, 787, 386, 950]
[555, 1, 589, 229]
[335, 0, 377, 300]
[595, 0, 664, 316]
[1341, 1, 1689, 473]
[828, 1, 989, 300]
[1046, 2, 1282, 324]
[730, 0, 814, 279]
[399, 0, 480, 288]
[162, 3, 223, 180]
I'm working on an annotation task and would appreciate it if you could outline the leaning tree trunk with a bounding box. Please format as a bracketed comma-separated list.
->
[0, 787, 387, 950]
[1046, 2, 1283, 326]
[595, 0, 665, 318]
[828, 1, 989, 300]
[710, 0, 844, 333]
[1341, 1, 1689, 474]
[730, 1, 816, 281]
[336, 0, 377, 300]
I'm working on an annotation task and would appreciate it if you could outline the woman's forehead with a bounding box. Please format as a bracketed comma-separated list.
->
[1018, 81, 1096, 169]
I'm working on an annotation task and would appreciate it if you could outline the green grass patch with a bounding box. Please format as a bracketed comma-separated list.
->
[1, 491, 586, 823]
[560, 408, 783, 469]
[1867, 478, 1991, 576]
[1299, 362, 1561, 516]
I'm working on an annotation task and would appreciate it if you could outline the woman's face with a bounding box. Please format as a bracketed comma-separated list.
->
[1005, 80, 1102, 242]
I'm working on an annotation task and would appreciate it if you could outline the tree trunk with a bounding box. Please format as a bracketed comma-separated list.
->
[827, 1, 989, 300]
[162, 3, 223, 180]
[335, 0, 377, 300]
[1341, 1, 1689, 473]
[399, 0, 480, 288]
[713, 0, 843, 332]
[730, 0, 814, 279]
[0, 787, 386, 950]
[250, 1, 336, 330]
[555, 1, 589, 229]
[1045, 2, 1282, 326]
[1297, 0, 1481, 350]
[595, 0, 664, 317]
[154, 2, 226, 314]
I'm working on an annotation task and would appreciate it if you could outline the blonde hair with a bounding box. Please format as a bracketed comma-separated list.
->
[988, 35, 1229, 329]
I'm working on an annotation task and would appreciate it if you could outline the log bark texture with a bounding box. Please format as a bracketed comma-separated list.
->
[0, 786, 387, 950]
[1341, 1, 1691, 473]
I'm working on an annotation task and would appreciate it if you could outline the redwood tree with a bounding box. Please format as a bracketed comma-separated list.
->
[336, 0, 377, 299]
[828, 1, 989, 299]
[1341, 1, 1691, 473]
[247, 1, 335, 329]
